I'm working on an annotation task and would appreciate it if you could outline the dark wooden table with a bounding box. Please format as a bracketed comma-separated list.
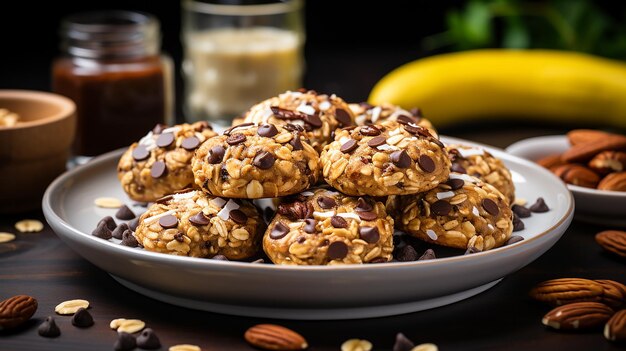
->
[1, 128, 625, 351]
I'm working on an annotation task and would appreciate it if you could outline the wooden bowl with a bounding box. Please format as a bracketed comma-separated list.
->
[0, 90, 76, 213]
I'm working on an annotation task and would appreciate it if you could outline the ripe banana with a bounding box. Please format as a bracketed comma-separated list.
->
[368, 49, 626, 129]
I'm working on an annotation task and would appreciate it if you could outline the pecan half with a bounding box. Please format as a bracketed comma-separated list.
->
[605, 309, 626, 342]
[597, 172, 626, 191]
[529, 278, 605, 306]
[244, 324, 308, 350]
[552, 164, 600, 188]
[542, 302, 614, 330]
[595, 230, 626, 258]
[588, 151, 626, 174]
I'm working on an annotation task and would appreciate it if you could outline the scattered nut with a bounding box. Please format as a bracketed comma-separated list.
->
[169, 344, 201, 351]
[110, 318, 127, 329]
[411, 343, 439, 351]
[14, 219, 44, 233]
[117, 319, 146, 334]
[529, 278, 604, 306]
[594, 279, 626, 308]
[0, 232, 16, 243]
[55, 299, 89, 315]
[595, 230, 626, 258]
[604, 309, 626, 342]
[244, 324, 308, 350]
[94, 197, 123, 208]
[0, 295, 38, 330]
[542, 302, 614, 330]
[341, 338, 373, 351]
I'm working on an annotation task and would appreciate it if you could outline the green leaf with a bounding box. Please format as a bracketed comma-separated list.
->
[503, 17, 529, 48]
[463, 0, 493, 46]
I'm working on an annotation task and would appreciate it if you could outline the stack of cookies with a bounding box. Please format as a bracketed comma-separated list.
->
[116, 90, 515, 265]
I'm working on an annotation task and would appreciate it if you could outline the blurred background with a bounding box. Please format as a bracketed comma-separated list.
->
[2, 0, 626, 132]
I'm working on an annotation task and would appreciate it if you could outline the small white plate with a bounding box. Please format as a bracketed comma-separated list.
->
[507, 135, 626, 227]
[43, 136, 573, 320]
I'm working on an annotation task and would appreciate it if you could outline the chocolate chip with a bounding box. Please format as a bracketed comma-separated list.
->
[207, 145, 225, 164]
[367, 136, 386, 148]
[290, 135, 303, 150]
[137, 328, 161, 349]
[359, 226, 380, 243]
[155, 195, 173, 204]
[38, 316, 61, 338]
[257, 124, 278, 137]
[181, 136, 201, 150]
[418, 248, 436, 260]
[340, 139, 358, 153]
[270, 222, 290, 239]
[224, 122, 254, 135]
[512, 204, 531, 218]
[114, 205, 135, 221]
[152, 123, 167, 134]
[304, 113, 322, 128]
[529, 197, 549, 213]
[159, 214, 178, 228]
[403, 123, 422, 135]
[418, 155, 435, 173]
[172, 232, 183, 242]
[123, 219, 137, 233]
[114, 332, 137, 351]
[327, 241, 348, 259]
[396, 114, 417, 126]
[283, 123, 304, 132]
[360, 125, 380, 136]
[229, 209, 248, 224]
[335, 108, 352, 127]
[132, 145, 150, 161]
[506, 235, 524, 245]
[98, 216, 117, 231]
[431, 137, 445, 148]
[330, 216, 348, 228]
[156, 132, 174, 148]
[390, 150, 411, 168]
[304, 218, 317, 233]
[465, 246, 481, 255]
[431, 200, 452, 216]
[212, 254, 229, 261]
[393, 333, 415, 351]
[112, 223, 129, 239]
[150, 161, 167, 178]
[512, 214, 525, 232]
[317, 196, 336, 209]
[253, 151, 275, 169]
[189, 212, 210, 226]
[226, 133, 246, 145]
[120, 230, 139, 247]
[355, 197, 373, 212]
[71, 308, 93, 328]
[482, 198, 500, 216]
[92, 222, 112, 240]
[357, 211, 378, 221]
[451, 163, 467, 174]
[447, 178, 464, 190]
[395, 245, 418, 262]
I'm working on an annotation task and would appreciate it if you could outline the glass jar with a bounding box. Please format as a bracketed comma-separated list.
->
[182, 0, 305, 126]
[52, 11, 173, 157]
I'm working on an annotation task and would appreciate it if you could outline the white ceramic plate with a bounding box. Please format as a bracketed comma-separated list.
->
[43, 136, 573, 320]
[506, 135, 626, 227]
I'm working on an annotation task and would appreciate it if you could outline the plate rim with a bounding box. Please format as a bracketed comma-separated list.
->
[43, 136, 574, 272]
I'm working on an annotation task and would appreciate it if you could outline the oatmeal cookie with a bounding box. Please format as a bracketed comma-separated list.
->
[349, 102, 437, 137]
[192, 123, 319, 198]
[134, 189, 263, 259]
[118, 122, 217, 202]
[242, 90, 355, 152]
[396, 173, 513, 252]
[263, 188, 394, 265]
[319, 120, 450, 196]
[446, 144, 515, 203]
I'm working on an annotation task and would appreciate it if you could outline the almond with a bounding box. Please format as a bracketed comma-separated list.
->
[529, 278, 604, 306]
[604, 309, 626, 342]
[536, 154, 564, 169]
[597, 172, 626, 191]
[542, 302, 614, 330]
[0, 295, 38, 329]
[561, 134, 626, 163]
[567, 129, 614, 146]
[552, 164, 600, 188]
[588, 151, 626, 174]
[595, 230, 626, 258]
[244, 324, 308, 350]
[594, 280, 626, 308]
